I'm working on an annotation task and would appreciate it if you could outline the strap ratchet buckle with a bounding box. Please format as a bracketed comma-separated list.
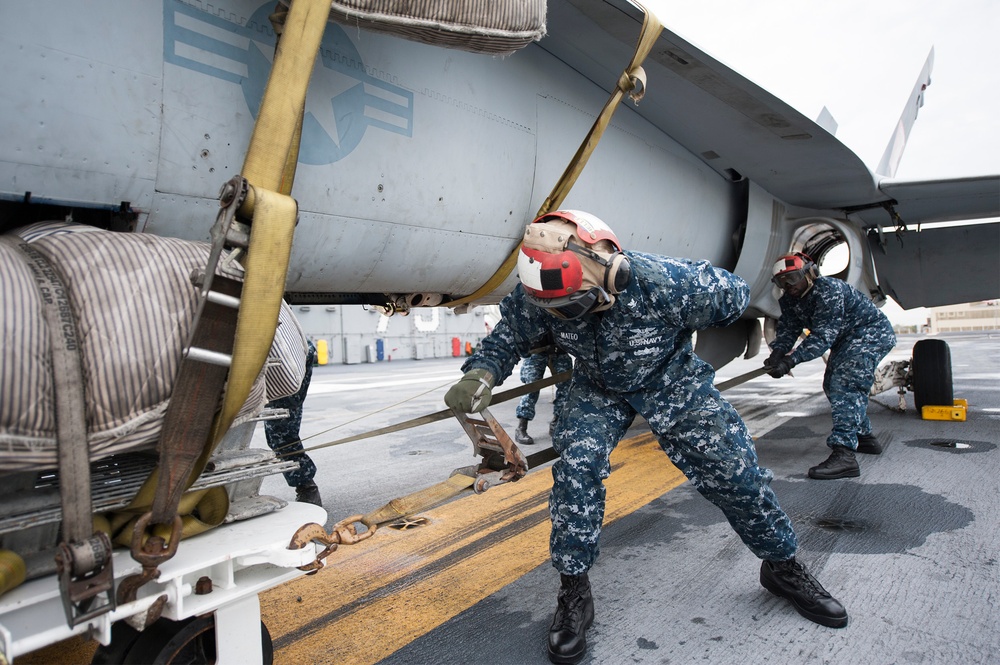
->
[450, 407, 528, 492]
[55, 532, 116, 627]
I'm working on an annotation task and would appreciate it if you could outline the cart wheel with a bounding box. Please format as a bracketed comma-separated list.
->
[102, 616, 273, 665]
[911, 339, 953, 411]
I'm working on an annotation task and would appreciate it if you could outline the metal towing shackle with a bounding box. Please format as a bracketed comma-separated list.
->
[288, 515, 377, 574]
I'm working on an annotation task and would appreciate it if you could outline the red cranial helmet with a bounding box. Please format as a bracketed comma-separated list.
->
[516, 210, 631, 319]
[771, 252, 817, 293]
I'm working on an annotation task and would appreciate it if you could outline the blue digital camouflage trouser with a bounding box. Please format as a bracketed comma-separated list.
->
[824, 331, 896, 450]
[264, 343, 318, 487]
[549, 372, 798, 575]
[515, 352, 573, 422]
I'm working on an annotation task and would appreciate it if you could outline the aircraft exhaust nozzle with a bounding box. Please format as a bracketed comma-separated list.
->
[403, 293, 444, 308]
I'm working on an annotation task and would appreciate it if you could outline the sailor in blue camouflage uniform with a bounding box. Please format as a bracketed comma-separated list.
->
[446, 211, 848, 665]
[513, 350, 574, 445]
[765, 253, 897, 480]
[265, 339, 322, 506]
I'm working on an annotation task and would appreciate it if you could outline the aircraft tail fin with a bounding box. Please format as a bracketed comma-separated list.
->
[815, 106, 838, 136]
[875, 48, 934, 177]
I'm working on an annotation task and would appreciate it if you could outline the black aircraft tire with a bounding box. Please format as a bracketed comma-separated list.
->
[101, 616, 273, 665]
[911, 339, 953, 411]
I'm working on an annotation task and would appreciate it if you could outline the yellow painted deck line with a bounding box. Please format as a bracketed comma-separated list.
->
[262, 431, 688, 664]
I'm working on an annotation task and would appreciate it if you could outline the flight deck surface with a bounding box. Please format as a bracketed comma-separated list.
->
[255, 331, 999, 665]
[19, 332, 998, 664]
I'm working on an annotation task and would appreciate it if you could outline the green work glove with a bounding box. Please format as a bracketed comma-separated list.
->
[445, 368, 495, 413]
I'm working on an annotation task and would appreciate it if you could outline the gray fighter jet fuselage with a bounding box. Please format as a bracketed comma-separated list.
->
[1, 0, 997, 368]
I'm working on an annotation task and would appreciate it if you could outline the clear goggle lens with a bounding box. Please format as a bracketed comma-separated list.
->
[772, 270, 807, 289]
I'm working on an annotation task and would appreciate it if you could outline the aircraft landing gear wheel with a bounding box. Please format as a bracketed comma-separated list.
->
[911, 339, 953, 411]
[91, 616, 273, 665]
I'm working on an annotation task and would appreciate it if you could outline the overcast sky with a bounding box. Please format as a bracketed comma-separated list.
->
[640, 0, 998, 324]
[642, 0, 1000, 180]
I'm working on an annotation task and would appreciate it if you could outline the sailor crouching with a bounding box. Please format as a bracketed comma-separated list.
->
[446, 211, 849, 664]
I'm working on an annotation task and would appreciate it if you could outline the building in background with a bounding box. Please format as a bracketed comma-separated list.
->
[292, 304, 500, 364]
[927, 300, 1000, 333]
[893, 300, 1000, 334]
[294, 299, 995, 362]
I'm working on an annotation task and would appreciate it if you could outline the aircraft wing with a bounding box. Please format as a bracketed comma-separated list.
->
[851, 176, 1000, 226]
[543, 1, 883, 210]
[867, 221, 1000, 309]
[545, 1, 999, 224]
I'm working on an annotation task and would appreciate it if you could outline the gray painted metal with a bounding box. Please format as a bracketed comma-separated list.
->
[1, 0, 996, 366]
[867, 222, 1000, 309]
[862, 176, 1000, 226]
[543, 0, 882, 209]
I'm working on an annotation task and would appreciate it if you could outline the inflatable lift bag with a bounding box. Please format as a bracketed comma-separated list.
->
[321, 0, 547, 55]
[0, 222, 307, 473]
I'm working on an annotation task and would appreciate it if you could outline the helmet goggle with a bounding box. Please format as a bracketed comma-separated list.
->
[517, 212, 628, 318]
[524, 286, 612, 320]
[517, 243, 616, 319]
[533, 210, 622, 250]
[771, 269, 808, 290]
[771, 253, 815, 292]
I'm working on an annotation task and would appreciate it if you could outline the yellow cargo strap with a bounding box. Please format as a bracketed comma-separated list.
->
[210, 0, 329, 447]
[109, 486, 231, 548]
[114, 0, 328, 554]
[363, 473, 478, 527]
[0, 550, 26, 598]
[445, 3, 664, 309]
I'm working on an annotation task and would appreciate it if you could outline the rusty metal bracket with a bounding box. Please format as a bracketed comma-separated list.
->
[117, 513, 183, 605]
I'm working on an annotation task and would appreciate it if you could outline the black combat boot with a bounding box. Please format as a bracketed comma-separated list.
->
[514, 418, 535, 445]
[548, 573, 594, 664]
[760, 558, 849, 628]
[808, 446, 860, 479]
[295, 480, 323, 507]
[856, 432, 883, 455]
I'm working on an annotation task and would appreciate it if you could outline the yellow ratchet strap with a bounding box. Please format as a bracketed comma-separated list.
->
[118, 0, 327, 528]
[446, 3, 664, 309]
[209, 0, 329, 444]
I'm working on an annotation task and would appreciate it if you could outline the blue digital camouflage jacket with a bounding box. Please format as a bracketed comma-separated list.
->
[772, 276, 895, 365]
[462, 251, 749, 394]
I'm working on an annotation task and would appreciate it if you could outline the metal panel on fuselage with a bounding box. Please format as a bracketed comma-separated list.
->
[150, 0, 739, 297]
[0, 2, 163, 212]
[1, 0, 739, 300]
[150, 0, 541, 295]
[532, 92, 738, 267]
